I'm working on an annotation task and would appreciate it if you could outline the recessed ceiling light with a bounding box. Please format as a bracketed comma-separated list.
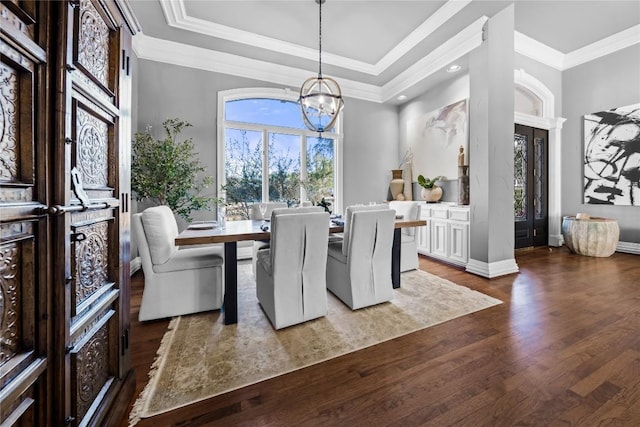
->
[397, 95, 408, 101]
[447, 64, 462, 73]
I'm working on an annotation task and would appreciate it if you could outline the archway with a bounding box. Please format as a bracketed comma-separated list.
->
[514, 69, 566, 246]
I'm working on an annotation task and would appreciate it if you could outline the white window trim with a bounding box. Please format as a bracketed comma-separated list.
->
[217, 87, 343, 214]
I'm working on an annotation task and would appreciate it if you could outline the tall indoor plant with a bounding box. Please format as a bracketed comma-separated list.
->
[132, 118, 220, 221]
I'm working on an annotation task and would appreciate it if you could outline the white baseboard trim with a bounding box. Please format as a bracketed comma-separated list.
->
[617, 241, 640, 255]
[549, 234, 564, 247]
[130, 256, 142, 276]
[465, 258, 519, 278]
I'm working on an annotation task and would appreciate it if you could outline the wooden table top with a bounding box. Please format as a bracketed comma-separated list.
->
[176, 219, 426, 246]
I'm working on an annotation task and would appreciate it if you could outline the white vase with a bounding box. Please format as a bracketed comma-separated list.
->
[421, 186, 443, 203]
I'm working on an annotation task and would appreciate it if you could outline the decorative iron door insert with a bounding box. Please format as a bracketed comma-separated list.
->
[514, 124, 549, 249]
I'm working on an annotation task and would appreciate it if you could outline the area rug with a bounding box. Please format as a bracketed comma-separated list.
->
[129, 263, 501, 425]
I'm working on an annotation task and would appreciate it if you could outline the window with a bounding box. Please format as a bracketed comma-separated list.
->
[217, 89, 342, 220]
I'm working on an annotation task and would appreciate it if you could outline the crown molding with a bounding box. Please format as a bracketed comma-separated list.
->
[563, 24, 640, 70]
[159, 0, 471, 76]
[515, 24, 640, 71]
[159, 0, 376, 75]
[132, 15, 485, 105]
[132, 33, 383, 103]
[134, 11, 639, 104]
[514, 31, 565, 70]
[382, 16, 487, 102]
[375, 0, 472, 72]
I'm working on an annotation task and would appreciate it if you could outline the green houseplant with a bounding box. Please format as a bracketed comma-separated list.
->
[132, 118, 221, 221]
[417, 174, 444, 203]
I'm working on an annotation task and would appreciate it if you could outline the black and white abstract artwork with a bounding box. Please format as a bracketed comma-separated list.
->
[583, 103, 640, 206]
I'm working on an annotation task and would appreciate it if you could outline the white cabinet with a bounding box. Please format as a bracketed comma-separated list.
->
[417, 204, 470, 267]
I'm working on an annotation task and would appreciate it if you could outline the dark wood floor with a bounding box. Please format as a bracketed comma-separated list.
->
[120, 247, 640, 426]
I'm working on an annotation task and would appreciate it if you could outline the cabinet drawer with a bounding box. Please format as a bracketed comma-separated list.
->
[431, 208, 449, 219]
[449, 208, 469, 221]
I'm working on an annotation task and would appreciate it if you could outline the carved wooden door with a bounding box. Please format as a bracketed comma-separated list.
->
[0, 1, 50, 424]
[51, 0, 133, 425]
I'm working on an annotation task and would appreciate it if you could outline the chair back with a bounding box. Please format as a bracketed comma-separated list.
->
[389, 201, 421, 236]
[139, 205, 179, 265]
[342, 204, 389, 256]
[269, 206, 323, 242]
[250, 202, 288, 220]
[346, 209, 395, 278]
[269, 209, 330, 322]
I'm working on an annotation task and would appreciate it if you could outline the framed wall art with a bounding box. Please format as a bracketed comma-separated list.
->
[407, 99, 468, 181]
[583, 103, 640, 206]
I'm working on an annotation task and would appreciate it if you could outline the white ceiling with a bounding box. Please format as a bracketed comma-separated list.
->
[129, 0, 640, 104]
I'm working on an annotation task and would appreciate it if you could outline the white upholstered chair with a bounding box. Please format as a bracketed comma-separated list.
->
[132, 205, 224, 321]
[388, 200, 421, 272]
[255, 207, 330, 329]
[326, 205, 396, 310]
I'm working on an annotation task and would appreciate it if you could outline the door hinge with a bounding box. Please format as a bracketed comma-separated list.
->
[121, 328, 130, 355]
[533, 229, 537, 237]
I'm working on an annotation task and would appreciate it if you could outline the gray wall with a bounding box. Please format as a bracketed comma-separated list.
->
[398, 74, 470, 203]
[134, 58, 400, 218]
[341, 97, 399, 207]
[562, 45, 640, 242]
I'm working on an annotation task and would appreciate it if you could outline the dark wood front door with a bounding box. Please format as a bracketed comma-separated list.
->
[1, 0, 135, 425]
[0, 0, 50, 424]
[52, 0, 133, 425]
[514, 124, 549, 249]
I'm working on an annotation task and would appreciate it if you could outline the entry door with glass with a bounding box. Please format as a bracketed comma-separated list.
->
[514, 124, 549, 249]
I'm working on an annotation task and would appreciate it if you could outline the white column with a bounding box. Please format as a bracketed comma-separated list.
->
[466, 4, 519, 278]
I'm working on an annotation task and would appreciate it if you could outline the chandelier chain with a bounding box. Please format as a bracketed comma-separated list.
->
[318, 0, 322, 77]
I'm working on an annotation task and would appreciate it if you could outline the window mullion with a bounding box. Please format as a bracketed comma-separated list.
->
[262, 129, 269, 202]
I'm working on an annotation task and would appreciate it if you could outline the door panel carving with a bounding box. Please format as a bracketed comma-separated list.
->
[70, 310, 116, 426]
[0, 0, 48, 424]
[75, 0, 112, 89]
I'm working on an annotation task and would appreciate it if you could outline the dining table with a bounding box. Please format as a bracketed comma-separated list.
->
[176, 218, 427, 325]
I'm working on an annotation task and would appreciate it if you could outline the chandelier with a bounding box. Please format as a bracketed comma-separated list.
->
[299, 0, 344, 133]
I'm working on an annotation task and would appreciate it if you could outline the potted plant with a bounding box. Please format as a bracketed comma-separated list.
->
[417, 174, 444, 203]
[132, 118, 222, 222]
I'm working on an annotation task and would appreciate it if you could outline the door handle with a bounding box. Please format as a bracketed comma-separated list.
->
[34, 201, 116, 216]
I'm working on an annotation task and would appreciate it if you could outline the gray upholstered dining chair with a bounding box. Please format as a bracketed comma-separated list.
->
[326, 205, 396, 310]
[388, 200, 421, 272]
[132, 205, 224, 321]
[255, 207, 330, 329]
[250, 202, 288, 276]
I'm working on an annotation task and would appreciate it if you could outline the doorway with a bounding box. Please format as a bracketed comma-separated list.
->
[514, 124, 549, 249]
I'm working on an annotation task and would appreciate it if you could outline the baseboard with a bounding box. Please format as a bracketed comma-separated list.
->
[549, 233, 564, 247]
[617, 241, 640, 255]
[130, 256, 142, 276]
[465, 258, 519, 278]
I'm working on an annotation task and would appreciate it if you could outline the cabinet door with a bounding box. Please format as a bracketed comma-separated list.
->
[416, 218, 430, 254]
[449, 222, 469, 264]
[0, 1, 50, 424]
[51, 0, 131, 424]
[430, 220, 448, 258]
